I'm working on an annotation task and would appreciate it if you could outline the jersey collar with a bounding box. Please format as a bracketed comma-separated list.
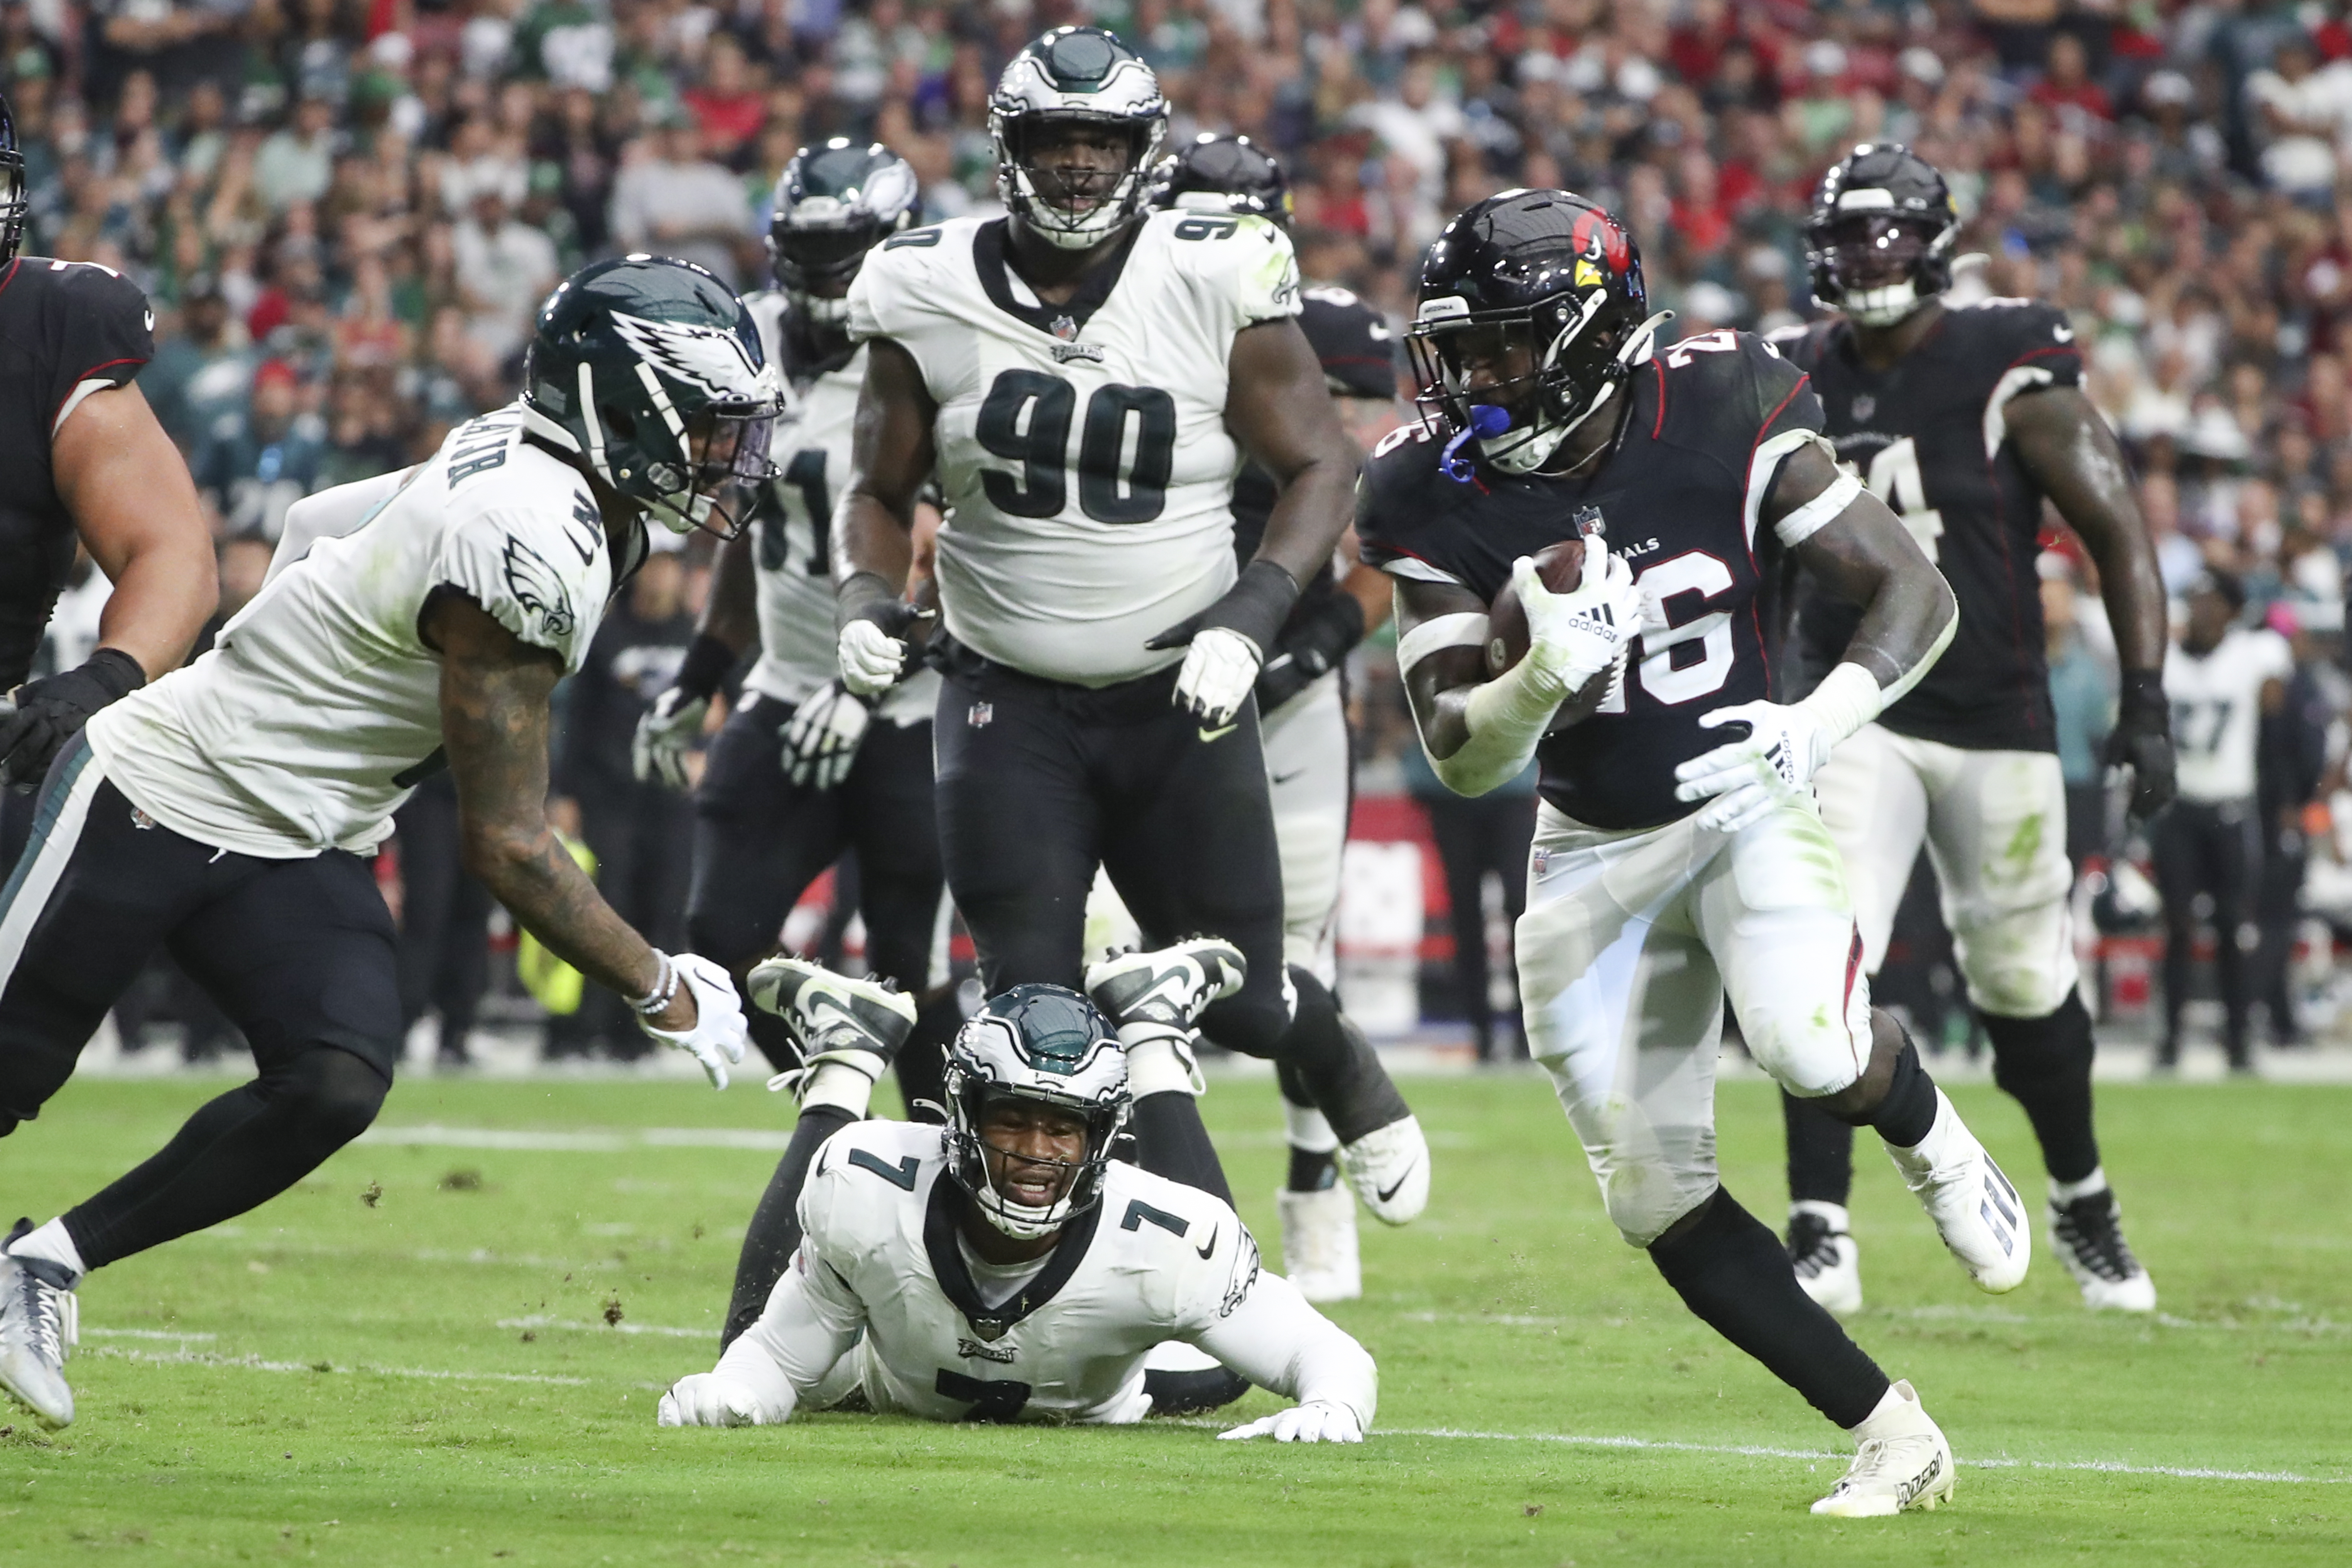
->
[973, 218, 1141, 340]
[923, 1170, 1104, 1343]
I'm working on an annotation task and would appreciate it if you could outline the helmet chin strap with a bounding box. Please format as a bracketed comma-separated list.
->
[1479, 309, 1674, 476]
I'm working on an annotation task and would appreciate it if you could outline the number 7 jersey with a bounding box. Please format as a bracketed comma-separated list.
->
[847, 210, 1301, 687]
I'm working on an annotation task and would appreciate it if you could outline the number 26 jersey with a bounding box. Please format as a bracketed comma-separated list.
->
[848, 210, 1301, 688]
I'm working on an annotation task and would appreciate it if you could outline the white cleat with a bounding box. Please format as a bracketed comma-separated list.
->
[1338, 1114, 1429, 1226]
[1277, 1184, 1362, 1302]
[746, 958, 916, 1093]
[0, 1225, 78, 1430]
[1883, 1090, 2029, 1294]
[1083, 938, 1247, 1036]
[2048, 1189, 2156, 1313]
[1811, 1379, 1954, 1517]
[1787, 1201, 1863, 1316]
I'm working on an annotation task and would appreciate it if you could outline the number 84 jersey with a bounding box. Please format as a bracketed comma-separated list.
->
[848, 210, 1302, 687]
[1358, 328, 1825, 832]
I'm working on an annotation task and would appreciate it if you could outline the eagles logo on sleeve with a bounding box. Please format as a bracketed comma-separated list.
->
[502, 535, 577, 642]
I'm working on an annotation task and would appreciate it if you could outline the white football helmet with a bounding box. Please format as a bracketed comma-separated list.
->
[989, 26, 1167, 252]
[945, 985, 1130, 1241]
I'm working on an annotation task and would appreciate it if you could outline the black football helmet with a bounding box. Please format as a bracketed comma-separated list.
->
[0, 90, 27, 265]
[1407, 188, 1657, 476]
[1805, 144, 1959, 327]
[990, 27, 1168, 251]
[768, 137, 919, 336]
[1150, 132, 1292, 227]
[943, 985, 1130, 1242]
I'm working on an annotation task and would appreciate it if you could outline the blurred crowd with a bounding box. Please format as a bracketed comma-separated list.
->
[14, 0, 2352, 1061]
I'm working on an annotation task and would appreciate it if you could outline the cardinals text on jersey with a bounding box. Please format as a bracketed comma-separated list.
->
[847, 208, 1301, 687]
[741, 291, 935, 721]
[1358, 328, 1825, 830]
[87, 405, 617, 857]
[1775, 298, 2084, 752]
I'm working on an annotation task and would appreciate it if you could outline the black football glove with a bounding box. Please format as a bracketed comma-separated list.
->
[2104, 670, 2176, 823]
[1254, 591, 1367, 714]
[0, 647, 146, 792]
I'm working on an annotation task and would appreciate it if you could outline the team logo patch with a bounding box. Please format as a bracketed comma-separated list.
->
[502, 536, 577, 642]
[1051, 341, 1105, 364]
[128, 807, 155, 831]
[1851, 394, 1876, 422]
[606, 311, 769, 401]
[1573, 504, 1607, 540]
[968, 702, 993, 729]
[1049, 314, 1079, 341]
[956, 1336, 1018, 1365]
[1531, 847, 1550, 876]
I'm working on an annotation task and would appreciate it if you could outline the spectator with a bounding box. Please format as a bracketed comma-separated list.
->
[2254, 607, 2333, 1048]
[143, 273, 252, 453]
[253, 90, 338, 214]
[2044, 564, 2114, 874]
[607, 118, 752, 288]
[452, 185, 558, 365]
[193, 357, 325, 541]
[1403, 743, 1536, 1064]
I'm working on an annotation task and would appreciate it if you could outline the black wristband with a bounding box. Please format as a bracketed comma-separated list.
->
[834, 570, 900, 629]
[2116, 670, 2168, 732]
[672, 633, 737, 703]
[81, 647, 147, 701]
[1200, 559, 1302, 654]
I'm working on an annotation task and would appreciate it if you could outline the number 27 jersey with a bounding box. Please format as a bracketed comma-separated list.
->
[848, 210, 1301, 687]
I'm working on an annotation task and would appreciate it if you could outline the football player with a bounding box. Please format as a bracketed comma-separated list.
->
[0, 257, 765, 1429]
[1771, 145, 2173, 1315]
[1365, 189, 2019, 1516]
[0, 89, 218, 843]
[829, 29, 1427, 1233]
[1145, 132, 1404, 1303]
[659, 968, 1376, 1436]
[627, 141, 961, 1347]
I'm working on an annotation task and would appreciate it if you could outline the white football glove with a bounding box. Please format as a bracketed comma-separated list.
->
[836, 620, 907, 698]
[636, 951, 749, 1090]
[1671, 699, 1838, 834]
[657, 1372, 781, 1427]
[632, 688, 708, 790]
[780, 681, 872, 791]
[1517, 545, 1643, 692]
[1217, 1401, 1365, 1444]
[1171, 626, 1264, 728]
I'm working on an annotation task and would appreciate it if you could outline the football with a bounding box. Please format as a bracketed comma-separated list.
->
[1483, 538, 1610, 731]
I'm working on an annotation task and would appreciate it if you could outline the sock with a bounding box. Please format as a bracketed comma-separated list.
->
[1278, 966, 1409, 1144]
[1283, 1098, 1338, 1192]
[1648, 1187, 1890, 1429]
[1790, 1199, 1850, 1235]
[1868, 1037, 1939, 1149]
[1127, 1089, 1237, 1209]
[1123, 1032, 1201, 1099]
[1781, 1088, 1856, 1206]
[2050, 1165, 2109, 1205]
[1982, 994, 2100, 1184]
[799, 1062, 876, 1117]
[7, 1217, 86, 1279]
[722, 1103, 855, 1348]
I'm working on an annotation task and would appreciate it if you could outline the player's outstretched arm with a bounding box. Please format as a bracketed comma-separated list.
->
[660, 1248, 864, 1428]
[1196, 1269, 1377, 1443]
[830, 338, 938, 697]
[1672, 442, 1958, 833]
[2006, 385, 2176, 819]
[434, 589, 744, 1083]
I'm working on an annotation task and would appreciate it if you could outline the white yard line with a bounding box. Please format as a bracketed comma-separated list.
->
[497, 1315, 711, 1339]
[82, 1345, 589, 1387]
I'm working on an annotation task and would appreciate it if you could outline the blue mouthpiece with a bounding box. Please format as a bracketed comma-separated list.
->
[1440, 404, 1513, 483]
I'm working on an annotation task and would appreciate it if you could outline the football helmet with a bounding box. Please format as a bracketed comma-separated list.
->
[521, 255, 784, 537]
[990, 26, 1168, 251]
[1407, 188, 1661, 475]
[1806, 144, 1959, 328]
[768, 137, 919, 338]
[0, 91, 27, 265]
[1150, 132, 1291, 227]
[945, 985, 1130, 1242]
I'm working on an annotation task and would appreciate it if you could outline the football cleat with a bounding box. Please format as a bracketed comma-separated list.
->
[1338, 1114, 1429, 1226]
[1277, 1184, 1362, 1302]
[0, 1220, 78, 1429]
[2048, 1189, 2156, 1313]
[746, 958, 916, 1092]
[1083, 938, 1246, 1037]
[1811, 1380, 1953, 1517]
[1883, 1090, 2029, 1294]
[1787, 1201, 1863, 1316]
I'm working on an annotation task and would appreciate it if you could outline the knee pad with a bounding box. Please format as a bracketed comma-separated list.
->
[1601, 1161, 1715, 1249]
[1741, 1007, 1868, 1102]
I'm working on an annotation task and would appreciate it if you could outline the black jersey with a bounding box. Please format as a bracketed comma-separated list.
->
[1231, 286, 1396, 617]
[1358, 329, 1823, 831]
[0, 257, 155, 688]
[1774, 298, 2084, 753]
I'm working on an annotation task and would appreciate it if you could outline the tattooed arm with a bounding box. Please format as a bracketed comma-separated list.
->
[427, 588, 697, 1031]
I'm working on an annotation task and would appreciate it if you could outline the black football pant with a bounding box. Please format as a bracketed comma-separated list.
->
[2151, 798, 2258, 1068]
[1416, 787, 1536, 1061]
[548, 776, 694, 1058]
[392, 774, 493, 1061]
[0, 739, 399, 1269]
[2251, 822, 2307, 1047]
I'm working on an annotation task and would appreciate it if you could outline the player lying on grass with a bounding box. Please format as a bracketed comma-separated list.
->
[659, 950, 1376, 1436]
[0, 257, 761, 1431]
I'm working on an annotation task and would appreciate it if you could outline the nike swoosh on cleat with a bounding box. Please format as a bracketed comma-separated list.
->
[1198, 724, 1237, 743]
[1376, 1159, 1419, 1205]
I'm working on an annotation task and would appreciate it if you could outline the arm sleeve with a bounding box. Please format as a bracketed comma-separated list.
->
[1189, 1268, 1378, 1433]
[44, 263, 155, 433]
[432, 512, 595, 669]
[710, 1244, 868, 1420]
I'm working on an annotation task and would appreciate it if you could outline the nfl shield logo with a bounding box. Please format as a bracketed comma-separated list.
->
[1051, 314, 1078, 341]
[1531, 847, 1550, 876]
[1851, 394, 1876, 422]
[969, 702, 993, 729]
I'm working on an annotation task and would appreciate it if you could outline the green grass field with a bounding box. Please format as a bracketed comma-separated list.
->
[3, 1068, 2348, 1565]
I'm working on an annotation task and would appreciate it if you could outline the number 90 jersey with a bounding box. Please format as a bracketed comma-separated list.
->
[1357, 330, 1825, 831]
[741, 292, 937, 722]
[848, 210, 1301, 687]
[1773, 299, 2085, 754]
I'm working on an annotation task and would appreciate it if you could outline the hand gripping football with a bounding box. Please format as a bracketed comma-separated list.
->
[1482, 538, 1612, 733]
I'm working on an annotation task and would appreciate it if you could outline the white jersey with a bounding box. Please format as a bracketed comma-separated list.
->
[848, 210, 1302, 686]
[742, 292, 935, 723]
[88, 404, 616, 857]
[720, 1120, 1375, 1426]
[2166, 627, 2293, 803]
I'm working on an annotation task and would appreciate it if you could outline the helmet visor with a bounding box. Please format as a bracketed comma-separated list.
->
[1816, 213, 1942, 293]
[773, 221, 880, 296]
[1406, 316, 1549, 436]
[1011, 113, 1151, 222]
